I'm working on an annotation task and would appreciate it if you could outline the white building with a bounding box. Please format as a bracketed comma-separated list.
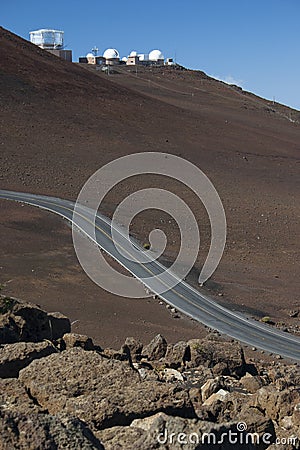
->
[80, 46, 172, 68]
[29, 29, 64, 49]
[125, 49, 165, 66]
[29, 29, 72, 61]
[103, 48, 120, 65]
[148, 49, 165, 62]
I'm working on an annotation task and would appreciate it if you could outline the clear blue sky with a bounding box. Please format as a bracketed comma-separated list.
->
[2, 0, 300, 110]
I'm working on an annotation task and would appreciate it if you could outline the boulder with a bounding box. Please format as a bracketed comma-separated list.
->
[0, 297, 71, 344]
[252, 386, 300, 422]
[202, 389, 229, 406]
[48, 312, 71, 340]
[187, 335, 246, 377]
[132, 362, 160, 381]
[188, 387, 203, 417]
[0, 410, 103, 449]
[182, 366, 215, 388]
[136, 366, 159, 382]
[0, 341, 57, 378]
[280, 415, 294, 430]
[121, 337, 143, 361]
[5, 299, 52, 342]
[164, 341, 191, 368]
[97, 412, 250, 450]
[101, 347, 130, 362]
[19, 348, 196, 429]
[201, 377, 224, 402]
[196, 390, 247, 423]
[240, 373, 265, 394]
[63, 333, 95, 351]
[143, 334, 167, 361]
[0, 378, 41, 414]
[95, 425, 146, 450]
[239, 406, 276, 447]
[161, 368, 185, 383]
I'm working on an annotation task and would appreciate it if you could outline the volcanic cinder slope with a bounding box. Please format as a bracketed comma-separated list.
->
[0, 27, 299, 346]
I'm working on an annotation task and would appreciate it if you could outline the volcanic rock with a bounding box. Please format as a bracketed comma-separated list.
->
[19, 348, 195, 429]
[0, 410, 103, 449]
[143, 334, 168, 361]
[0, 296, 70, 344]
[0, 341, 56, 378]
[188, 335, 246, 377]
[62, 333, 95, 351]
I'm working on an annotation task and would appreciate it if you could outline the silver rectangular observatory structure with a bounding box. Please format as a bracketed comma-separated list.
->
[29, 29, 64, 50]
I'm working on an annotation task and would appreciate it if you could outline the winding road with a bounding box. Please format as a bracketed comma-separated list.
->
[1, 189, 299, 361]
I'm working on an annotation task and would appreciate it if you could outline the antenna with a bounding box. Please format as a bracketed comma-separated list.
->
[92, 46, 98, 57]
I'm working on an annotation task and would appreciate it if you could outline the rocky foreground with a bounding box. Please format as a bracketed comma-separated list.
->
[0, 296, 299, 449]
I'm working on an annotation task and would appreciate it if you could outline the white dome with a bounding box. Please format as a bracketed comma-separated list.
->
[122, 56, 128, 62]
[86, 53, 94, 58]
[103, 48, 120, 59]
[129, 50, 138, 57]
[149, 49, 164, 61]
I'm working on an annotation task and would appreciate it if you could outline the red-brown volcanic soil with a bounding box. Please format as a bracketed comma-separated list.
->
[0, 27, 299, 347]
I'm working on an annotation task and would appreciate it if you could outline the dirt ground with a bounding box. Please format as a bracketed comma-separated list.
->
[0, 200, 208, 347]
[0, 27, 299, 349]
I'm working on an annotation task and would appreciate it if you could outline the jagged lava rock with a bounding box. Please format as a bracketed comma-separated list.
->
[120, 336, 143, 362]
[0, 378, 41, 415]
[62, 333, 95, 351]
[164, 341, 191, 369]
[0, 296, 70, 343]
[97, 412, 256, 450]
[0, 341, 56, 378]
[187, 334, 246, 377]
[0, 411, 103, 450]
[142, 334, 167, 360]
[19, 347, 195, 430]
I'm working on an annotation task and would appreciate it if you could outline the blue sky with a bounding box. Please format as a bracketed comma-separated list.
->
[2, 0, 300, 110]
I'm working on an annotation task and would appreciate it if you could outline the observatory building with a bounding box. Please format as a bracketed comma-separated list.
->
[78, 46, 173, 68]
[125, 49, 171, 66]
[29, 29, 64, 49]
[149, 49, 165, 62]
[126, 50, 139, 66]
[103, 48, 120, 65]
[78, 47, 105, 65]
[29, 29, 72, 62]
[79, 48, 119, 66]
[82, 52, 105, 65]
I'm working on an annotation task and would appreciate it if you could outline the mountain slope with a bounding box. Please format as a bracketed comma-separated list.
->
[0, 26, 299, 343]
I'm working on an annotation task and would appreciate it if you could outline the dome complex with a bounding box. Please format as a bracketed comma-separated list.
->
[79, 46, 168, 67]
[149, 49, 164, 61]
[103, 48, 120, 60]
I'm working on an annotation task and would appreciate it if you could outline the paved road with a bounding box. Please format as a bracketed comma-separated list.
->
[1, 189, 300, 361]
